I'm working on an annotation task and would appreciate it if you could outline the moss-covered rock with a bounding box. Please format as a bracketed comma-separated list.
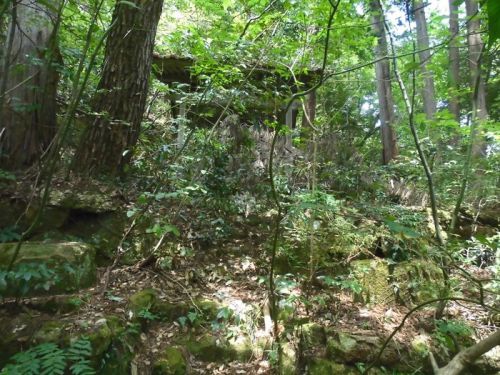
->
[0, 198, 69, 235]
[153, 346, 187, 375]
[59, 211, 126, 263]
[308, 359, 358, 375]
[87, 319, 114, 357]
[129, 289, 158, 317]
[184, 333, 231, 362]
[350, 259, 392, 304]
[0, 242, 96, 297]
[97, 316, 139, 375]
[410, 333, 431, 358]
[280, 341, 297, 375]
[49, 190, 117, 213]
[182, 332, 255, 362]
[393, 260, 444, 305]
[227, 335, 254, 361]
[154, 300, 190, 321]
[300, 323, 326, 357]
[197, 298, 223, 320]
[128, 290, 223, 323]
[35, 296, 86, 314]
[0, 313, 40, 366]
[32, 321, 69, 345]
[326, 331, 399, 366]
[350, 258, 445, 306]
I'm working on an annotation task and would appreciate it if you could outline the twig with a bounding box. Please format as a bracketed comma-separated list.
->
[363, 296, 497, 374]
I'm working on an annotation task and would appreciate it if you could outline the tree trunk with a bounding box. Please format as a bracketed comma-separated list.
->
[73, 0, 163, 176]
[465, 0, 488, 121]
[1, 0, 10, 46]
[413, 0, 437, 119]
[431, 329, 500, 375]
[465, 0, 488, 157]
[370, 0, 398, 164]
[448, 0, 460, 121]
[302, 91, 316, 128]
[0, 0, 60, 171]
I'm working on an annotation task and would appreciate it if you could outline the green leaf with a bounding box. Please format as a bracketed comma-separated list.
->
[178, 316, 187, 327]
[187, 311, 198, 323]
[384, 219, 421, 239]
[163, 224, 180, 237]
[487, 0, 500, 45]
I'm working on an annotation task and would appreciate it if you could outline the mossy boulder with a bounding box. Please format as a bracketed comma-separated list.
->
[197, 298, 223, 320]
[128, 289, 195, 323]
[61, 212, 126, 263]
[350, 258, 445, 306]
[0, 313, 133, 372]
[87, 319, 115, 357]
[153, 347, 187, 375]
[0, 242, 96, 297]
[94, 316, 138, 375]
[34, 295, 86, 314]
[0, 313, 40, 365]
[155, 300, 190, 321]
[129, 289, 158, 316]
[300, 322, 327, 359]
[129, 290, 227, 324]
[49, 190, 117, 213]
[393, 260, 444, 305]
[182, 332, 254, 362]
[410, 333, 431, 358]
[308, 359, 358, 375]
[0, 198, 69, 236]
[350, 259, 392, 304]
[184, 333, 232, 362]
[32, 321, 69, 345]
[280, 342, 297, 375]
[326, 331, 399, 366]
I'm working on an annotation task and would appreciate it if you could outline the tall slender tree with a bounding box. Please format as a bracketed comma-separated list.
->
[0, 0, 61, 170]
[412, 0, 437, 119]
[73, 0, 163, 176]
[370, 0, 398, 164]
[465, 0, 488, 157]
[448, 0, 460, 121]
[465, 0, 488, 121]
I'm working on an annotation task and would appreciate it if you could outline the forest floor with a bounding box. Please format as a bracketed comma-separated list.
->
[2, 230, 497, 374]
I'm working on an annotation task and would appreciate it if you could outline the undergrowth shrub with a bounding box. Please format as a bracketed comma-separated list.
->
[1, 338, 95, 375]
[282, 191, 387, 272]
[0, 263, 59, 298]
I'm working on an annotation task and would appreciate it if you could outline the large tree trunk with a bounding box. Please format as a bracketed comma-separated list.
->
[465, 0, 488, 121]
[370, 0, 398, 164]
[0, 0, 60, 171]
[73, 0, 163, 176]
[448, 0, 460, 121]
[413, 0, 437, 119]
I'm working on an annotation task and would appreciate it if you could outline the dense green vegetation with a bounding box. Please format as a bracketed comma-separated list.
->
[0, 0, 499, 374]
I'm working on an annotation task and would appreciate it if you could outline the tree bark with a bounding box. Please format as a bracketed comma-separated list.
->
[431, 329, 500, 375]
[465, 0, 488, 157]
[302, 91, 316, 128]
[448, 0, 460, 121]
[413, 0, 437, 119]
[0, 0, 60, 170]
[370, 0, 398, 164]
[465, 0, 488, 121]
[73, 0, 163, 176]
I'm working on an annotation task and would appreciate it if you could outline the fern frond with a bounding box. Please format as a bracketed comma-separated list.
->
[67, 337, 93, 360]
[70, 360, 96, 375]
